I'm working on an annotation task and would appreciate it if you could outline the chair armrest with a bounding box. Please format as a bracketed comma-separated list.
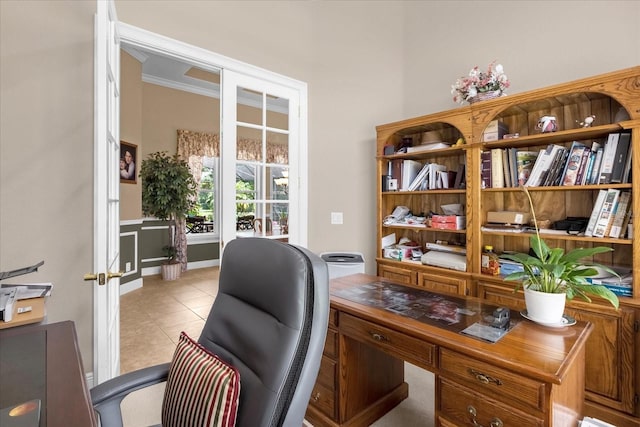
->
[90, 363, 170, 427]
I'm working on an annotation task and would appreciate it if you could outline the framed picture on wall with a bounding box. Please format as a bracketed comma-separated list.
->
[120, 141, 137, 184]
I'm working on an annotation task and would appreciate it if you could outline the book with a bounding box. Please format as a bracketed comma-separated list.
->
[516, 151, 539, 186]
[589, 147, 604, 184]
[598, 133, 620, 184]
[610, 132, 631, 183]
[525, 144, 564, 187]
[508, 148, 518, 188]
[622, 144, 632, 183]
[608, 191, 631, 238]
[401, 159, 422, 191]
[560, 142, 586, 186]
[592, 189, 620, 238]
[453, 163, 466, 189]
[491, 148, 505, 188]
[582, 149, 597, 185]
[407, 162, 431, 191]
[481, 151, 492, 188]
[429, 163, 447, 189]
[574, 147, 591, 185]
[501, 148, 511, 187]
[542, 147, 567, 186]
[584, 189, 608, 237]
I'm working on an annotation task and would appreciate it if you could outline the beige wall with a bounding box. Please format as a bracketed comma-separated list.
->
[1, 0, 638, 375]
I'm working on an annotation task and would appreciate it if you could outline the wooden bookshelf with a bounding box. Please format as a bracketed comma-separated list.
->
[375, 66, 640, 426]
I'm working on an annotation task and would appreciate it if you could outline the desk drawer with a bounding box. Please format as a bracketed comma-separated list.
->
[340, 312, 435, 369]
[324, 328, 337, 358]
[417, 272, 467, 296]
[439, 377, 543, 427]
[309, 356, 336, 419]
[439, 348, 545, 412]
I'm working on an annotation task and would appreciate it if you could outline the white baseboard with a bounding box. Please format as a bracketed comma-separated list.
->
[120, 277, 143, 296]
[141, 260, 219, 278]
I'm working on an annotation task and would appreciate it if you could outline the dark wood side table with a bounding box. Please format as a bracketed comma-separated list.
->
[0, 321, 97, 426]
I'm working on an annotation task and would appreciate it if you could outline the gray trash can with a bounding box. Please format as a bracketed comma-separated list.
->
[320, 252, 365, 279]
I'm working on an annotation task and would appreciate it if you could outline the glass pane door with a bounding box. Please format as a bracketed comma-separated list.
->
[221, 71, 302, 251]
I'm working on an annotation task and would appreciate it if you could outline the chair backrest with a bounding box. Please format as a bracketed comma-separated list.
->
[198, 238, 329, 427]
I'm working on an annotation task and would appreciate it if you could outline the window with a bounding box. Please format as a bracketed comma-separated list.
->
[187, 156, 218, 235]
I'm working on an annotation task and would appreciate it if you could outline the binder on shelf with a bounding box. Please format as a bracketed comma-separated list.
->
[491, 148, 504, 188]
[584, 189, 608, 237]
[608, 191, 632, 238]
[407, 162, 431, 191]
[610, 132, 631, 183]
[622, 144, 633, 183]
[592, 189, 621, 238]
[597, 133, 620, 184]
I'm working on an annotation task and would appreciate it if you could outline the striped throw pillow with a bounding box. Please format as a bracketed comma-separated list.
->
[162, 332, 240, 427]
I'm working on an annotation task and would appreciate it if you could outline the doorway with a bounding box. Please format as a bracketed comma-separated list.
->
[95, 20, 308, 382]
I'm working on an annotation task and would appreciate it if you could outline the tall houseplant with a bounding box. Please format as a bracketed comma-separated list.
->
[501, 187, 619, 323]
[140, 151, 197, 280]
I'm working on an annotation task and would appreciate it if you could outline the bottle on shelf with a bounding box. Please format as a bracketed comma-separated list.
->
[481, 245, 500, 276]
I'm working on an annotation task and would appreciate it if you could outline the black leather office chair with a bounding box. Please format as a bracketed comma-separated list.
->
[91, 238, 330, 427]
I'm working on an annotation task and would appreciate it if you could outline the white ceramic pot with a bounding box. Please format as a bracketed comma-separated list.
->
[524, 287, 566, 324]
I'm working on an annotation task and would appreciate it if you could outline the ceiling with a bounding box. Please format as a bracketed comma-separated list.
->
[122, 44, 289, 113]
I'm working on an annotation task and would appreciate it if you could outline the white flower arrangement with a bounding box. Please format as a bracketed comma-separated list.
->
[451, 61, 510, 104]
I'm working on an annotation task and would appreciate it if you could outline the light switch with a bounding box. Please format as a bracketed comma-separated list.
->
[331, 212, 343, 225]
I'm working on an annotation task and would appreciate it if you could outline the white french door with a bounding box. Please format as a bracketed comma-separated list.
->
[92, 0, 121, 385]
[220, 71, 306, 252]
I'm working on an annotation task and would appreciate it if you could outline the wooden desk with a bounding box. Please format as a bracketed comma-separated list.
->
[305, 274, 593, 427]
[0, 321, 97, 426]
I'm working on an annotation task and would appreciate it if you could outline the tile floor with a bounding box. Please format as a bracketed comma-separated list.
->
[120, 267, 219, 373]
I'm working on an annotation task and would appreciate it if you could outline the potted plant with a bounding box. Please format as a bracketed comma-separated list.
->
[501, 187, 619, 324]
[140, 151, 197, 280]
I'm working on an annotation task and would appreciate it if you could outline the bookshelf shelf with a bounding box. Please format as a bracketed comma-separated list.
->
[375, 67, 640, 426]
[481, 183, 632, 192]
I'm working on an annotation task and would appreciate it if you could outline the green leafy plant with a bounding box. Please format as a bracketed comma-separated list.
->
[140, 151, 197, 264]
[501, 187, 620, 309]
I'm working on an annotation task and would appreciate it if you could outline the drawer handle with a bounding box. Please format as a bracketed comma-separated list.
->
[469, 368, 502, 386]
[467, 405, 503, 427]
[369, 331, 389, 342]
[312, 392, 320, 402]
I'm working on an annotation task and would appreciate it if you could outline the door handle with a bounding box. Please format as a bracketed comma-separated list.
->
[84, 273, 106, 285]
[83, 271, 122, 286]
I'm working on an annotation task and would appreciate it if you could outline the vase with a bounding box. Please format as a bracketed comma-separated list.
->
[468, 90, 502, 104]
[523, 287, 566, 325]
[161, 263, 182, 281]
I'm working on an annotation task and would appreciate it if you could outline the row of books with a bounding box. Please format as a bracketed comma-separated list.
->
[481, 132, 632, 188]
[388, 159, 466, 191]
[585, 189, 632, 238]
